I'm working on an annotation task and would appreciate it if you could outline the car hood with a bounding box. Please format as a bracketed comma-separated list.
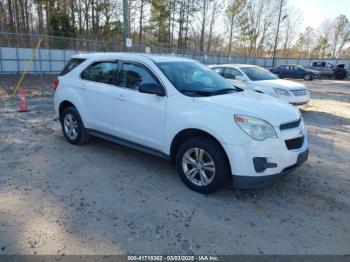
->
[251, 79, 306, 90]
[197, 90, 300, 127]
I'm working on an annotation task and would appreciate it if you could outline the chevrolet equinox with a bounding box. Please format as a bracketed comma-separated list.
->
[54, 53, 309, 193]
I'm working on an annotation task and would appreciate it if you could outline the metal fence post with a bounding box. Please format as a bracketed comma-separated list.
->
[0, 47, 2, 73]
[48, 48, 52, 73]
[15, 34, 20, 74]
[38, 45, 44, 96]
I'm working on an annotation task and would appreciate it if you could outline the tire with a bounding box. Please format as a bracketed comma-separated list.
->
[334, 69, 347, 80]
[175, 136, 230, 194]
[60, 107, 90, 145]
[304, 74, 312, 81]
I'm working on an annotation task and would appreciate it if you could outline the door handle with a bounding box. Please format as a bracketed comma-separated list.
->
[79, 85, 86, 89]
[114, 94, 126, 102]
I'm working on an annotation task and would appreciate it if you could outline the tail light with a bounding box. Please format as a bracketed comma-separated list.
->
[53, 78, 59, 91]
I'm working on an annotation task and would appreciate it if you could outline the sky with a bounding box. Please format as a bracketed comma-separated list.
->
[292, 0, 350, 30]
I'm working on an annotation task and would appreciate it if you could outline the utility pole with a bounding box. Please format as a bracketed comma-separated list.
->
[272, 0, 283, 67]
[123, 0, 129, 51]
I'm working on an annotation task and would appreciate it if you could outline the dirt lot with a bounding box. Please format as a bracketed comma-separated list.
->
[0, 77, 349, 255]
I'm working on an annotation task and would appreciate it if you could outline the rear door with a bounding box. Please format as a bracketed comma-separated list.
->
[79, 60, 119, 133]
[288, 65, 298, 78]
[112, 61, 167, 151]
[280, 65, 290, 78]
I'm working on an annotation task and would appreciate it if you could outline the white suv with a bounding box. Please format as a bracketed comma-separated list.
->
[54, 53, 309, 193]
[210, 64, 310, 105]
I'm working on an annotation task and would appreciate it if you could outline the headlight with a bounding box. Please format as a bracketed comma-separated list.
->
[234, 115, 277, 141]
[273, 88, 291, 96]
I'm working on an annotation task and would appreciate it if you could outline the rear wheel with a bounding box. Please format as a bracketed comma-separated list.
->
[176, 137, 230, 194]
[60, 107, 90, 145]
[334, 69, 347, 80]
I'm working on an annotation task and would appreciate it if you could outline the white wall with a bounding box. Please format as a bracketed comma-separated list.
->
[0, 46, 349, 74]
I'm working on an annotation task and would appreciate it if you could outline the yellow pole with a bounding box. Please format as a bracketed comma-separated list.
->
[12, 38, 43, 96]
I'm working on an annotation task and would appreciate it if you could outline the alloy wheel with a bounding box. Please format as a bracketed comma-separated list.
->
[63, 113, 79, 140]
[182, 147, 216, 186]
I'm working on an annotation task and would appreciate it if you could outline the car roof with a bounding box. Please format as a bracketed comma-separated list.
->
[209, 64, 258, 68]
[71, 52, 195, 63]
[279, 64, 302, 66]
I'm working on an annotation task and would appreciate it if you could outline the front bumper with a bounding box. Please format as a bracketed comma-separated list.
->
[233, 148, 309, 190]
[222, 124, 308, 190]
[286, 94, 310, 105]
[272, 92, 310, 105]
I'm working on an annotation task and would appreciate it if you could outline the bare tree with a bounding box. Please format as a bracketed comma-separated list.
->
[226, 0, 245, 55]
[199, 0, 210, 53]
[330, 15, 350, 59]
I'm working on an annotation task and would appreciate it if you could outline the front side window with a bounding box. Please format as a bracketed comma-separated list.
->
[240, 66, 278, 81]
[212, 67, 224, 76]
[224, 68, 243, 79]
[157, 62, 241, 97]
[81, 61, 118, 84]
[118, 63, 158, 90]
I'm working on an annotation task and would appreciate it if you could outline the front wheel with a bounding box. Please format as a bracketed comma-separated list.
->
[176, 137, 230, 194]
[304, 74, 312, 81]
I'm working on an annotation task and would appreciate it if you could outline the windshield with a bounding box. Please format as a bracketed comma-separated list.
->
[240, 66, 278, 81]
[156, 61, 241, 97]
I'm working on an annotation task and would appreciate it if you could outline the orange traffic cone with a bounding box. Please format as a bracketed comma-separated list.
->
[19, 88, 28, 112]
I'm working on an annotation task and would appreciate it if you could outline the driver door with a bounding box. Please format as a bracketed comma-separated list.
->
[112, 61, 167, 151]
[223, 67, 247, 89]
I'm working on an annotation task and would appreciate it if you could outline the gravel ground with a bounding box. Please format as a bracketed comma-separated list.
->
[0, 78, 349, 255]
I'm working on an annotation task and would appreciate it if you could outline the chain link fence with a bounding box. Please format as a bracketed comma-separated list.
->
[1, 31, 349, 96]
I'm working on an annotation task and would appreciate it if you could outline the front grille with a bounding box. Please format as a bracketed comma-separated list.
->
[280, 119, 301, 130]
[285, 136, 304, 150]
[290, 89, 308, 96]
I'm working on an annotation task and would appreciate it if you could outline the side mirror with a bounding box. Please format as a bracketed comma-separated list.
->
[235, 75, 246, 81]
[139, 83, 166, 96]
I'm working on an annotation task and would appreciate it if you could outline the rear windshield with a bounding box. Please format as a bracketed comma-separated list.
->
[59, 58, 86, 76]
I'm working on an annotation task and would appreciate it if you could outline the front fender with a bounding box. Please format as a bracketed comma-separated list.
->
[163, 103, 246, 155]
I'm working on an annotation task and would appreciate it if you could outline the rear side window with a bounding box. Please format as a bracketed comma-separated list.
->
[59, 58, 85, 76]
[81, 61, 118, 85]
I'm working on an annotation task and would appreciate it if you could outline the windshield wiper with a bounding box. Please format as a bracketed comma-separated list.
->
[179, 89, 213, 96]
[180, 88, 240, 96]
[209, 88, 237, 95]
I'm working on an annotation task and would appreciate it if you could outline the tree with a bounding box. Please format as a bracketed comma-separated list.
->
[198, 0, 210, 53]
[207, 0, 219, 53]
[226, 0, 245, 55]
[48, 8, 75, 48]
[149, 0, 170, 44]
[138, 0, 150, 45]
[313, 36, 329, 59]
[330, 15, 350, 59]
[294, 27, 316, 58]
